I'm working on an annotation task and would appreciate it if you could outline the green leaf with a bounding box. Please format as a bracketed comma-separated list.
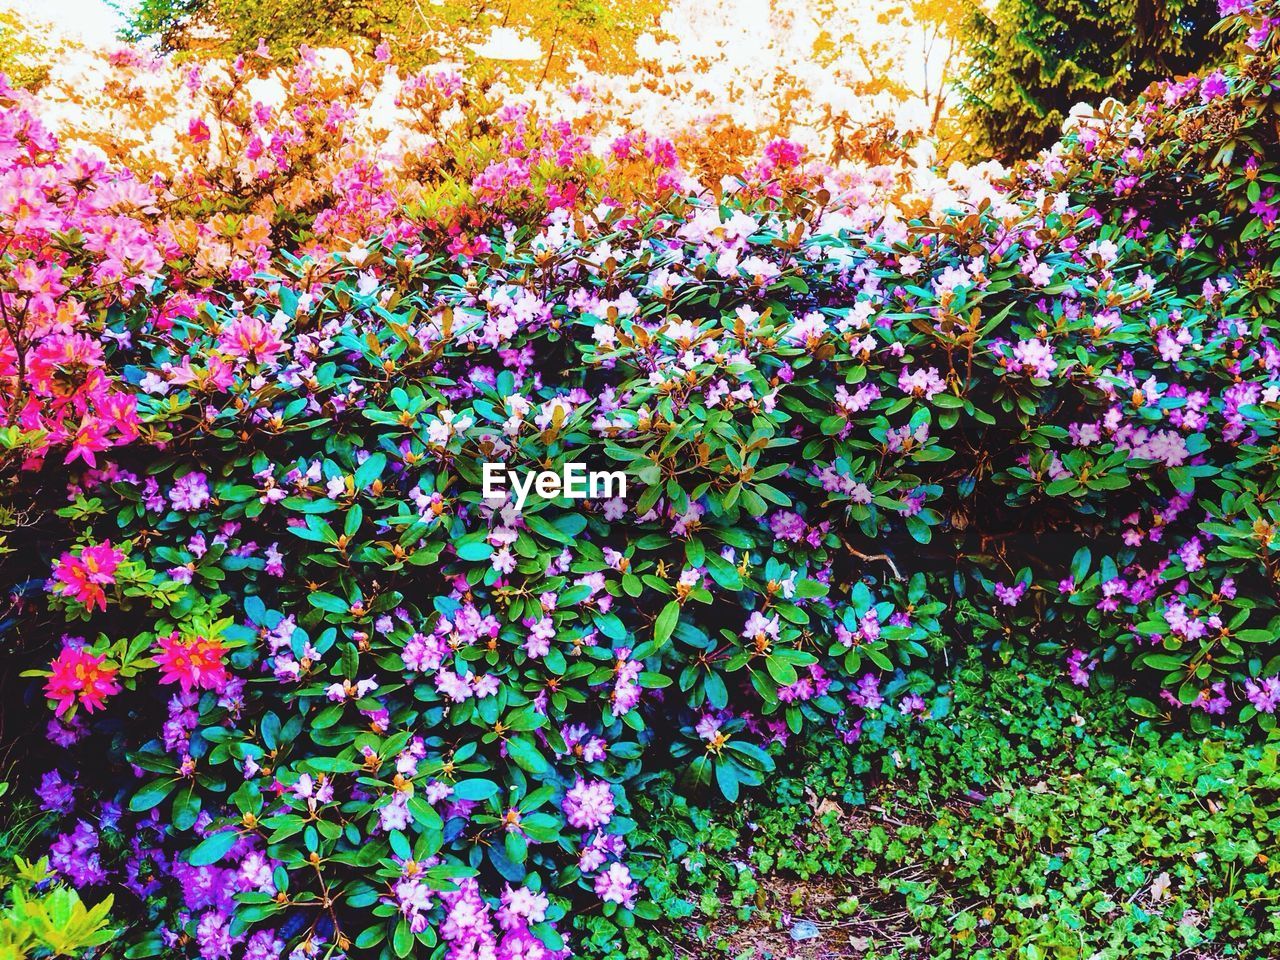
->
[455, 539, 493, 562]
[705, 552, 743, 590]
[714, 761, 740, 801]
[171, 785, 201, 831]
[188, 830, 239, 866]
[308, 592, 349, 615]
[128, 778, 176, 813]
[1142, 654, 1186, 672]
[393, 919, 413, 958]
[685, 538, 706, 568]
[1127, 696, 1159, 718]
[454, 779, 500, 802]
[505, 830, 528, 864]
[354, 453, 387, 490]
[506, 736, 551, 776]
[794, 578, 828, 599]
[654, 600, 680, 647]
[524, 514, 572, 544]
[764, 655, 797, 685]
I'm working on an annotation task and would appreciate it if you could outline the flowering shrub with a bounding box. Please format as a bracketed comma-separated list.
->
[2, 1, 1280, 958]
[22, 28, 1000, 238]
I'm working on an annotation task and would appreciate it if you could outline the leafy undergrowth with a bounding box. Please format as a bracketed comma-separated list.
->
[605, 659, 1280, 960]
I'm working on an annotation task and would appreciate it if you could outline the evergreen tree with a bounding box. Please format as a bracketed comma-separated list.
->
[956, 0, 1223, 161]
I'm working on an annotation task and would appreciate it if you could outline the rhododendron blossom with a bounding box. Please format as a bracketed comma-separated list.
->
[45, 645, 122, 716]
[153, 632, 231, 693]
[51, 542, 124, 612]
[563, 777, 616, 831]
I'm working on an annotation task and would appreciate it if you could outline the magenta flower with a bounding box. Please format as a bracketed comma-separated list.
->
[52, 542, 124, 612]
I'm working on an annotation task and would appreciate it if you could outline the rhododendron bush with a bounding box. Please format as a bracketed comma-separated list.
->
[24, 29, 1001, 237]
[2, 1, 1280, 958]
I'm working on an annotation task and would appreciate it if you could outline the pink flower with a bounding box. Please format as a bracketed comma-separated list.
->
[492, 547, 517, 575]
[498, 885, 548, 928]
[45, 644, 121, 716]
[217, 315, 286, 367]
[379, 793, 411, 832]
[153, 632, 230, 693]
[64, 415, 113, 467]
[1200, 71, 1229, 103]
[524, 616, 555, 658]
[436, 669, 472, 702]
[848, 674, 883, 710]
[898, 693, 927, 716]
[1011, 338, 1057, 379]
[52, 542, 124, 612]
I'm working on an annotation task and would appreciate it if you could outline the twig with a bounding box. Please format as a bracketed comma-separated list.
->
[847, 547, 904, 581]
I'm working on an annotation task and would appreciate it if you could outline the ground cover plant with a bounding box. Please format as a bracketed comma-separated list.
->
[629, 654, 1280, 959]
[0, 0, 1279, 958]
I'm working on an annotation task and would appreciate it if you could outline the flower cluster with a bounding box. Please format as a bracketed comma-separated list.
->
[3, 1, 1280, 958]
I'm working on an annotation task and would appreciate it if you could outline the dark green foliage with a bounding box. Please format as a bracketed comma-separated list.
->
[957, 0, 1224, 160]
[599, 657, 1280, 959]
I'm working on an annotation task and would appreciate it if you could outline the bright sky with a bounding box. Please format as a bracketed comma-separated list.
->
[7, 0, 129, 45]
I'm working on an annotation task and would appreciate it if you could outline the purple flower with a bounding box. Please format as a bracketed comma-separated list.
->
[848, 673, 884, 710]
[195, 910, 237, 960]
[243, 930, 285, 960]
[898, 693, 927, 717]
[563, 777, 615, 831]
[1199, 71, 1229, 103]
[169, 471, 211, 511]
[1066, 649, 1095, 688]
[994, 581, 1027, 606]
[50, 820, 106, 887]
[1194, 682, 1230, 715]
[1245, 675, 1280, 713]
[36, 770, 75, 813]
[593, 861, 638, 908]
